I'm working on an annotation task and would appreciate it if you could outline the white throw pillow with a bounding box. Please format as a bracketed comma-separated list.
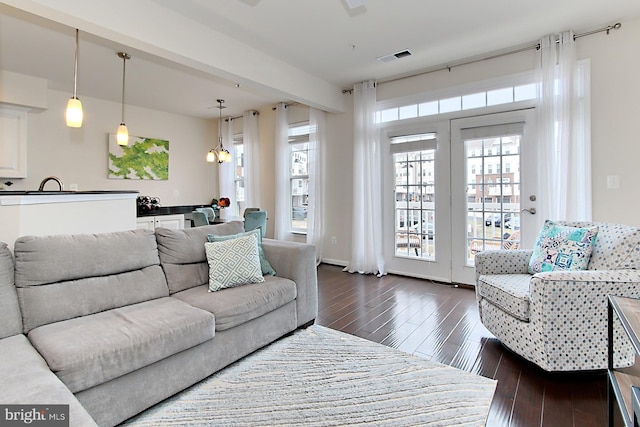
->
[204, 233, 264, 292]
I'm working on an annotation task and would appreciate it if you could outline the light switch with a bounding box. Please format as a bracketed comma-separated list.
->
[607, 175, 620, 190]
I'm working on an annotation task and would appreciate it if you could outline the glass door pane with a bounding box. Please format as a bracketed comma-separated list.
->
[465, 134, 521, 265]
[394, 149, 435, 260]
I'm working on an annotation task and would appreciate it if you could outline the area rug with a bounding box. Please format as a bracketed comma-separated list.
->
[123, 325, 496, 426]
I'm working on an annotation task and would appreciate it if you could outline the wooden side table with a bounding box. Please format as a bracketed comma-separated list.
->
[608, 295, 640, 426]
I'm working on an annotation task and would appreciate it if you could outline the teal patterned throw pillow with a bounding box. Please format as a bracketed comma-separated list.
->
[207, 228, 276, 276]
[528, 220, 599, 274]
[205, 233, 264, 292]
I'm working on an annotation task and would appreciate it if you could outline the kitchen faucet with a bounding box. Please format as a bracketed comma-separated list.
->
[38, 176, 64, 191]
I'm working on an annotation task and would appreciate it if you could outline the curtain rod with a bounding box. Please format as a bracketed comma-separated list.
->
[271, 101, 299, 111]
[342, 22, 621, 93]
[224, 111, 259, 122]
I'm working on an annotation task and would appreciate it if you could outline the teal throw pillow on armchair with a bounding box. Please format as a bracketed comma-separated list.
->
[528, 219, 599, 274]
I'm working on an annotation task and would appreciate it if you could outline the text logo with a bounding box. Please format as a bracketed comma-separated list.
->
[0, 405, 69, 426]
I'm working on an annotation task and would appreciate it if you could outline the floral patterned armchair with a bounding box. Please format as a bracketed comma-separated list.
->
[475, 221, 640, 371]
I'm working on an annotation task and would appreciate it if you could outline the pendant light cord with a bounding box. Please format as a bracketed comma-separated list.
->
[121, 55, 127, 123]
[73, 29, 79, 98]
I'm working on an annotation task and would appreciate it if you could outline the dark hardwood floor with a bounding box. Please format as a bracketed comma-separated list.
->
[314, 263, 608, 427]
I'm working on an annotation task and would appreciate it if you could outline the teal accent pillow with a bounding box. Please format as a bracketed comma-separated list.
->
[528, 220, 599, 274]
[204, 233, 264, 292]
[207, 228, 276, 276]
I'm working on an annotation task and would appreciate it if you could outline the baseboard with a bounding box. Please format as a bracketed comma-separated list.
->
[320, 258, 348, 267]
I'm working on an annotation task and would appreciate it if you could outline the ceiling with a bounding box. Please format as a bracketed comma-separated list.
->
[1, 0, 640, 119]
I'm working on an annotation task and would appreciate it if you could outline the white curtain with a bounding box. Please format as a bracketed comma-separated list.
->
[274, 103, 291, 240]
[243, 111, 261, 212]
[536, 31, 592, 222]
[218, 118, 238, 217]
[307, 108, 325, 265]
[344, 81, 386, 276]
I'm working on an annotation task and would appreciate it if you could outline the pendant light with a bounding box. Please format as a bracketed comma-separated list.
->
[206, 99, 232, 163]
[116, 52, 131, 146]
[65, 29, 83, 127]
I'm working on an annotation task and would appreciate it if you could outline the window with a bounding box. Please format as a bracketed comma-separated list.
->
[289, 123, 310, 233]
[233, 134, 245, 206]
[377, 81, 537, 124]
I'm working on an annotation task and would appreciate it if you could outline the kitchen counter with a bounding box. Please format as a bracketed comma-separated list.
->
[0, 190, 139, 195]
[137, 204, 212, 217]
[0, 191, 138, 206]
[0, 191, 138, 249]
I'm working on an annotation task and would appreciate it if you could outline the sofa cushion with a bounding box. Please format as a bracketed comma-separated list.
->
[156, 221, 245, 294]
[559, 221, 640, 270]
[477, 274, 532, 321]
[207, 228, 276, 276]
[27, 297, 215, 393]
[171, 276, 296, 331]
[14, 229, 169, 332]
[205, 233, 264, 292]
[0, 242, 22, 339]
[0, 334, 98, 426]
[528, 220, 598, 274]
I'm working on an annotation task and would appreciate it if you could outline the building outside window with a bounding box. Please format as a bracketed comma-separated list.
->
[289, 123, 310, 232]
[233, 135, 245, 207]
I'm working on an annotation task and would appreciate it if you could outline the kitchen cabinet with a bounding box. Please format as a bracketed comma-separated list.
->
[0, 107, 27, 178]
[136, 214, 184, 230]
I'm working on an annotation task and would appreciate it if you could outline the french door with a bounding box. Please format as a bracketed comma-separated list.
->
[451, 110, 538, 284]
[383, 121, 452, 282]
[383, 110, 538, 285]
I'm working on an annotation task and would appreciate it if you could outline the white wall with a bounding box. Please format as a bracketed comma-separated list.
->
[580, 19, 640, 225]
[4, 18, 640, 261]
[319, 17, 640, 265]
[4, 87, 218, 207]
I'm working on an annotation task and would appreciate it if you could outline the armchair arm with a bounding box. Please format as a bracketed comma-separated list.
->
[533, 269, 640, 283]
[474, 249, 533, 281]
[529, 269, 640, 370]
[262, 239, 318, 327]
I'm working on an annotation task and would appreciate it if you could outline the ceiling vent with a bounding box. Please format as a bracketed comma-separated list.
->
[377, 49, 413, 63]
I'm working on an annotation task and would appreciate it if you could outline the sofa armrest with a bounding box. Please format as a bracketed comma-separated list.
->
[0, 335, 99, 426]
[475, 249, 533, 281]
[262, 239, 318, 327]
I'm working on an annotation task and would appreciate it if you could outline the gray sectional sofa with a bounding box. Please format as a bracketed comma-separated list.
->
[0, 221, 318, 426]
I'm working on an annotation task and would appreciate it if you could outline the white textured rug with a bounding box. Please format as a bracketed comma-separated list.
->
[123, 325, 496, 426]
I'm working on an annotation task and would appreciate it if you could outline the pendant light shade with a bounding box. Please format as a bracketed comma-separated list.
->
[116, 52, 131, 146]
[66, 97, 83, 128]
[66, 29, 83, 127]
[117, 123, 129, 146]
[206, 99, 232, 163]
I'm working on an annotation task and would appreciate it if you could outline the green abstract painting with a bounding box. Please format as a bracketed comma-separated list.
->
[108, 134, 169, 180]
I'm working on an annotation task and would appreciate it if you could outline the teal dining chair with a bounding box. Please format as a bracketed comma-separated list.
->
[192, 211, 209, 227]
[244, 210, 267, 236]
[196, 207, 216, 223]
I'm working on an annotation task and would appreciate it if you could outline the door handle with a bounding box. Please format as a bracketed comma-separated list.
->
[521, 207, 536, 215]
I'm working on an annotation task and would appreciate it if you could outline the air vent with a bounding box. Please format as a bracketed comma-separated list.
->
[377, 49, 413, 63]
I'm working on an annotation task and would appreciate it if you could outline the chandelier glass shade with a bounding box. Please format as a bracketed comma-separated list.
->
[207, 99, 232, 163]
